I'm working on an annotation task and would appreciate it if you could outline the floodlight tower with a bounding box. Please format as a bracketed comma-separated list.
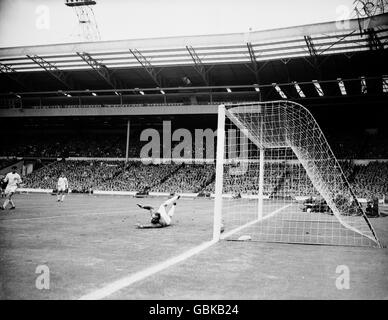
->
[65, 0, 101, 42]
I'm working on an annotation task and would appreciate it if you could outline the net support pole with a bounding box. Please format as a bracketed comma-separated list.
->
[125, 119, 130, 163]
[257, 107, 264, 219]
[213, 104, 226, 241]
[258, 147, 264, 219]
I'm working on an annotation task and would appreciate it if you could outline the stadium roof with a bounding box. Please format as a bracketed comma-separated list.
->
[0, 13, 387, 105]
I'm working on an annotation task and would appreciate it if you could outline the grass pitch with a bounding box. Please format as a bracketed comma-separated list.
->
[0, 193, 387, 299]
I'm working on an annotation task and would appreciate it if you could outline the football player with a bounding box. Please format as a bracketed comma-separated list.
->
[136, 194, 180, 228]
[57, 172, 69, 202]
[1, 166, 22, 210]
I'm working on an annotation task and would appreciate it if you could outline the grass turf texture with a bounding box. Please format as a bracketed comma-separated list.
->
[0, 193, 387, 299]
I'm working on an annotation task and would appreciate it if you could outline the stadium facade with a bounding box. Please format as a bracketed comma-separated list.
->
[0, 13, 387, 116]
[0, 14, 387, 178]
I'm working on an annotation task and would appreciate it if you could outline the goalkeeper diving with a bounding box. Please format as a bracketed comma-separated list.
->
[136, 194, 180, 228]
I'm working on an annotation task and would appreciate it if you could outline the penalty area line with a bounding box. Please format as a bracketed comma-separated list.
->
[78, 239, 218, 300]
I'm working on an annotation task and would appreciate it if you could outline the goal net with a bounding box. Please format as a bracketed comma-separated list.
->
[213, 101, 380, 247]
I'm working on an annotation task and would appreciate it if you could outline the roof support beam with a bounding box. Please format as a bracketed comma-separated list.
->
[304, 35, 318, 57]
[27, 54, 74, 89]
[76, 51, 120, 88]
[0, 63, 17, 73]
[0, 63, 30, 90]
[246, 42, 260, 84]
[129, 49, 163, 87]
[186, 46, 209, 86]
[364, 28, 384, 50]
[303, 36, 323, 79]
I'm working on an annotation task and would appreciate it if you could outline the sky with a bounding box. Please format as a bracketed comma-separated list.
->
[0, 0, 357, 47]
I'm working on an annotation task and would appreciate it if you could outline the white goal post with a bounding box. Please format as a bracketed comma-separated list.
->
[213, 101, 381, 247]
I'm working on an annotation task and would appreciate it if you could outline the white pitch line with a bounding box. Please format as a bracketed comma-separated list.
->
[220, 203, 293, 239]
[79, 239, 218, 300]
[78, 203, 293, 300]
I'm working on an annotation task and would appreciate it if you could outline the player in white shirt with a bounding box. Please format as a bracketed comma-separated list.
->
[1, 166, 22, 210]
[136, 194, 180, 228]
[57, 172, 69, 202]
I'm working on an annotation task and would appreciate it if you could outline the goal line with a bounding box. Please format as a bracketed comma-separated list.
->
[220, 203, 292, 240]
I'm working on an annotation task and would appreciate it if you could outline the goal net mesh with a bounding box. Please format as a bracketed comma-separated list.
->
[217, 101, 380, 247]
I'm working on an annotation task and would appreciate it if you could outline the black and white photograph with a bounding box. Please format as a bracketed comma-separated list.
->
[0, 0, 387, 308]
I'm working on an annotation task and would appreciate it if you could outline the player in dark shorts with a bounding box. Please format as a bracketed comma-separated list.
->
[0, 176, 7, 198]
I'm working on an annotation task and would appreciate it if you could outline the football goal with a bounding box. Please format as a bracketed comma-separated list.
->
[213, 101, 380, 247]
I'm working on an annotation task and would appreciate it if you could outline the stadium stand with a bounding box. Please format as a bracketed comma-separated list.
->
[0, 158, 18, 169]
[23, 160, 121, 193]
[3, 134, 126, 158]
[150, 163, 215, 193]
[22, 158, 388, 201]
[350, 162, 388, 199]
[101, 161, 181, 192]
[2, 126, 388, 159]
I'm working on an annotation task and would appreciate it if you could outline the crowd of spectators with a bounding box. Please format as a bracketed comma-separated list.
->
[0, 158, 18, 169]
[326, 129, 388, 160]
[361, 132, 388, 160]
[22, 159, 388, 201]
[100, 162, 180, 192]
[23, 160, 121, 193]
[151, 164, 215, 193]
[2, 128, 388, 160]
[3, 134, 126, 158]
[202, 163, 316, 197]
[9, 126, 388, 200]
[350, 162, 388, 199]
